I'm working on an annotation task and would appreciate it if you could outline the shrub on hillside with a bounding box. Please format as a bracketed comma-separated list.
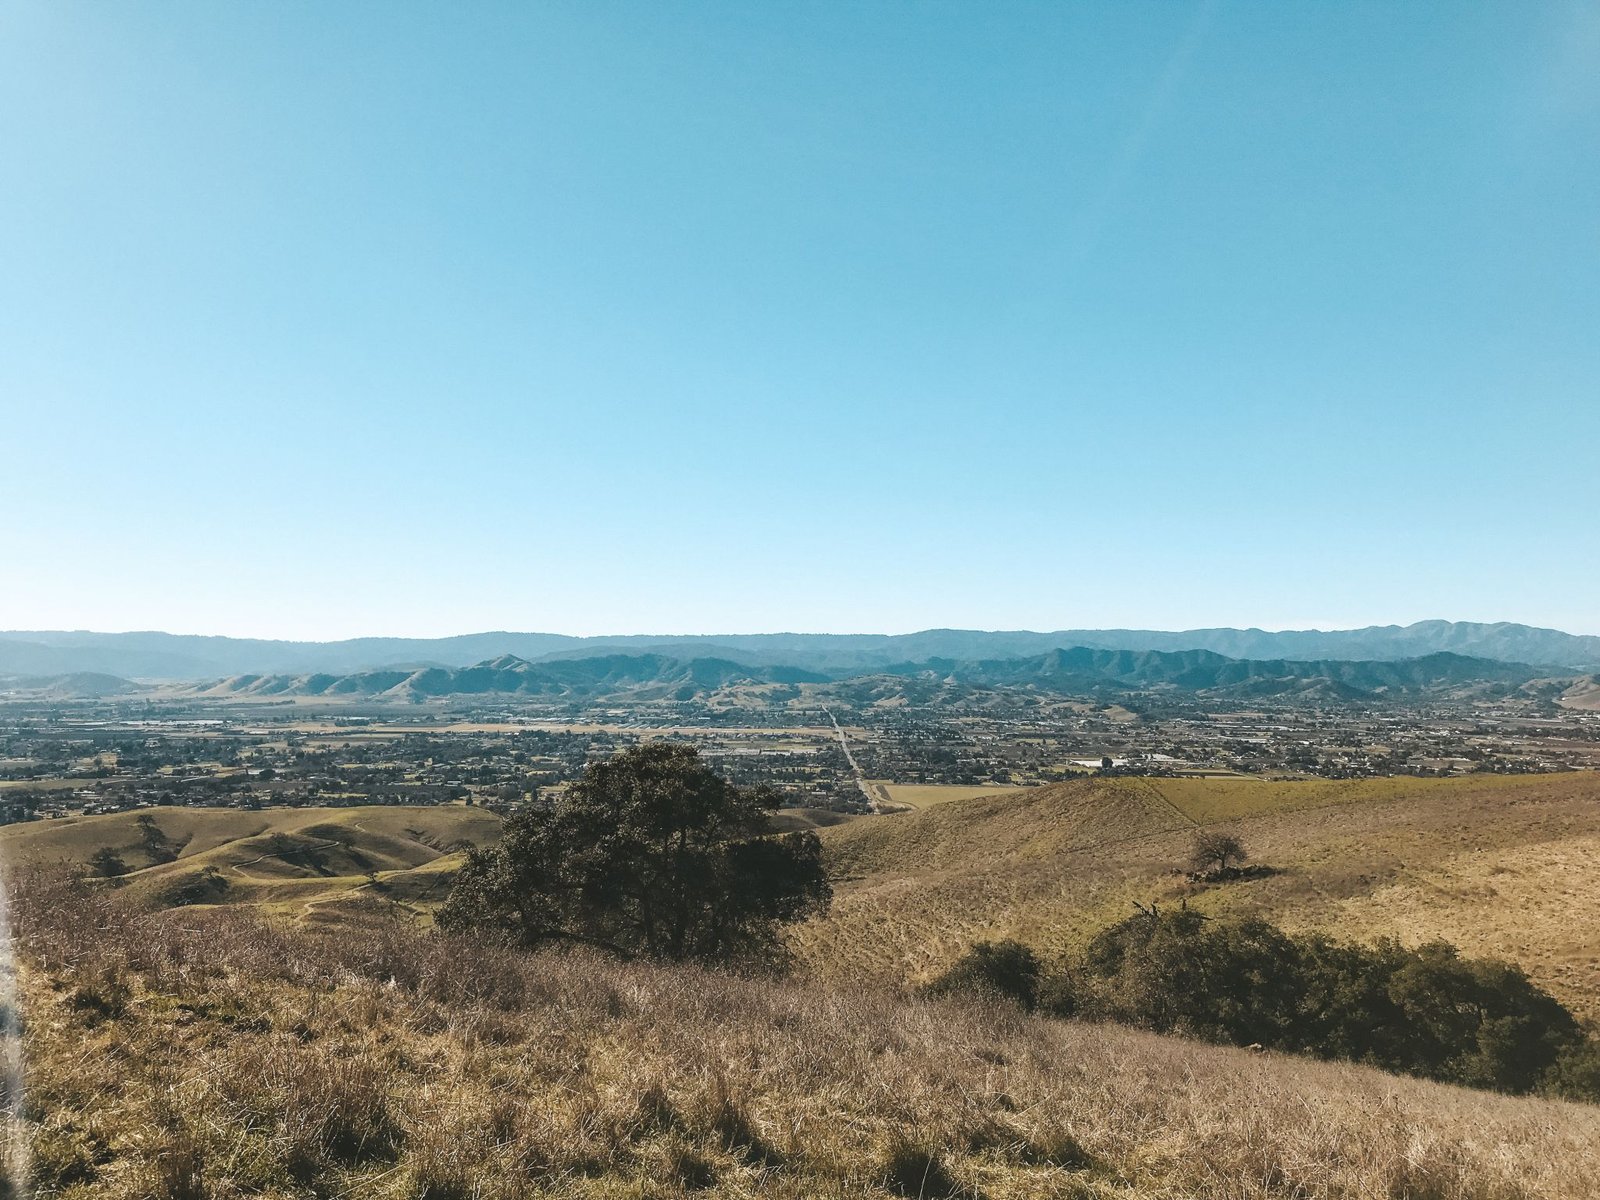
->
[162, 866, 230, 907]
[9, 868, 1600, 1199]
[89, 846, 129, 879]
[1543, 1038, 1600, 1102]
[932, 910, 1600, 1100]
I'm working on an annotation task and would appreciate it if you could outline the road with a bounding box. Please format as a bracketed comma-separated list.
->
[824, 708, 880, 813]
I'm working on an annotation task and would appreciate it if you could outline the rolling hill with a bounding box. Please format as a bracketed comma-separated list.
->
[23, 771, 1599, 1022]
[803, 771, 1600, 1021]
[177, 646, 1578, 703]
[10, 788, 1600, 1199]
[0, 671, 146, 698]
[868, 646, 1555, 699]
[0, 805, 502, 921]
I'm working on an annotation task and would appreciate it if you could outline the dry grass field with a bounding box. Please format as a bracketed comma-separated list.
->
[868, 782, 1029, 811]
[5, 773, 1600, 1196]
[12, 770, 1600, 1019]
[803, 772, 1600, 1019]
[14, 878, 1599, 1200]
[13, 772, 1600, 1024]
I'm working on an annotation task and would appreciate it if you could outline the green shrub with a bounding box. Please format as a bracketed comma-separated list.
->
[1542, 1037, 1600, 1102]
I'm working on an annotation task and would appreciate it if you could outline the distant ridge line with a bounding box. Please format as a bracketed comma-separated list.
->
[16, 645, 1586, 706]
[1, 619, 1598, 679]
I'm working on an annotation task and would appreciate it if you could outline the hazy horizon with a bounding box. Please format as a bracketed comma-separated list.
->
[5, 615, 1600, 644]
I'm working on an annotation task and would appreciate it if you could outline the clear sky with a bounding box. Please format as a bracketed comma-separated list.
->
[2, 1, 1596, 640]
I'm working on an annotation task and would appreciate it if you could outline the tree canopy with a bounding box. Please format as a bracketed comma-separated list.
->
[1188, 830, 1247, 875]
[439, 742, 831, 963]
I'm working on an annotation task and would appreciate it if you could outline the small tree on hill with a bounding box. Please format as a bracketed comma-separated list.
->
[1189, 830, 1247, 877]
[136, 813, 177, 864]
[438, 742, 831, 963]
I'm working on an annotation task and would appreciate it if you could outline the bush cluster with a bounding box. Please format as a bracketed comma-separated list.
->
[929, 911, 1600, 1100]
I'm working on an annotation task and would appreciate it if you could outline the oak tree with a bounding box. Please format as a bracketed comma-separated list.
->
[439, 742, 830, 963]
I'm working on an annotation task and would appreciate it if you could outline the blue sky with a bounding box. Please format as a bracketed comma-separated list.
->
[2, 1, 1596, 639]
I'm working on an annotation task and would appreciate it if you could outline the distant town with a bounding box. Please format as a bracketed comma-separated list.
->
[3, 683, 1595, 826]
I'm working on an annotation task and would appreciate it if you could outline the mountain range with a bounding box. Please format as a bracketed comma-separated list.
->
[128, 646, 1589, 705]
[868, 647, 1561, 700]
[189, 654, 826, 701]
[2, 620, 1598, 679]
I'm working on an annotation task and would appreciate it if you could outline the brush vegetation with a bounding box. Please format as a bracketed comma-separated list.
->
[8, 767, 1600, 1196]
[926, 912, 1600, 1100]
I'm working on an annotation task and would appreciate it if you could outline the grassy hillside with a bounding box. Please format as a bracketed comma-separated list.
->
[805, 772, 1600, 1019]
[0, 805, 502, 921]
[15, 772, 1599, 1024]
[14, 878, 1598, 1200]
[869, 782, 1029, 811]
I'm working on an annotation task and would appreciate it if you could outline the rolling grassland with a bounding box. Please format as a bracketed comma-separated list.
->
[803, 773, 1600, 1019]
[0, 806, 502, 921]
[10, 772, 1599, 1019]
[5, 773, 1600, 1195]
[15, 879, 1600, 1200]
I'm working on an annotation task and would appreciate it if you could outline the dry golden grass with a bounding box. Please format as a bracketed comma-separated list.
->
[14, 875, 1599, 1200]
[1559, 678, 1600, 711]
[869, 783, 1029, 811]
[1147, 774, 1541, 824]
[803, 773, 1600, 1019]
[1327, 835, 1600, 1015]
